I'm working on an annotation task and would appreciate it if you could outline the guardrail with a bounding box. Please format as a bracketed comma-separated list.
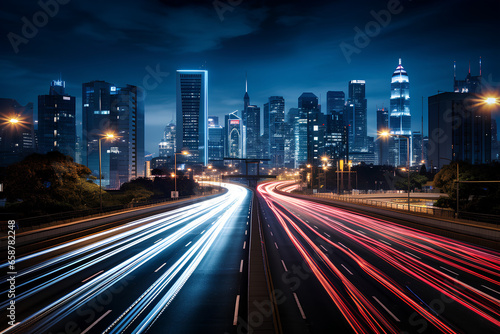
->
[311, 193, 456, 219]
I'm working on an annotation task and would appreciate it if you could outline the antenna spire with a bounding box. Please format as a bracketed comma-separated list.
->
[454, 61, 456, 80]
[468, 60, 471, 74]
[399, 58, 402, 66]
[479, 56, 482, 76]
[245, 72, 248, 93]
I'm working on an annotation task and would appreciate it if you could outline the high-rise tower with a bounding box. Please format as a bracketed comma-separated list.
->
[390, 59, 412, 166]
[176, 70, 208, 165]
[38, 79, 76, 159]
[347, 80, 367, 153]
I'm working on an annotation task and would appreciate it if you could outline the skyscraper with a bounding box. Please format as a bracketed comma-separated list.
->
[298, 92, 323, 165]
[245, 105, 260, 159]
[454, 59, 482, 94]
[326, 91, 345, 114]
[262, 102, 270, 161]
[0, 98, 35, 166]
[289, 107, 308, 168]
[225, 111, 242, 158]
[269, 96, 285, 167]
[37, 79, 76, 159]
[82, 81, 144, 189]
[176, 70, 208, 165]
[376, 108, 390, 165]
[428, 92, 491, 168]
[390, 59, 412, 166]
[159, 122, 176, 159]
[325, 109, 348, 162]
[347, 80, 367, 153]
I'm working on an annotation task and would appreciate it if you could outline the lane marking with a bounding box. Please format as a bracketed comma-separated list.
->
[239, 260, 244, 273]
[247, 221, 248, 225]
[201, 230, 205, 234]
[153, 238, 162, 244]
[341, 264, 353, 275]
[405, 251, 421, 260]
[275, 242, 279, 250]
[154, 263, 167, 273]
[357, 230, 366, 234]
[338, 242, 348, 249]
[293, 293, 306, 319]
[281, 260, 288, 272]
[324, 232, 331, 238]
[314, 225, 318, 230]
[233, 295, 240, 325]
[439, 266, 459, 276]
[372, 296, 400, 322]
[185, 241, 192, 247]
[82, 309, 112, 334]
[379, 239, 392, 246]
[268, 224, 270, 227]
[245, 230, 247, 235]
[320, 245, 328, 252]
[270, 232, 274, 237]
[243, 241, 246, 249]
[82, 270, 104, 283]
[481, 285, 500, 295]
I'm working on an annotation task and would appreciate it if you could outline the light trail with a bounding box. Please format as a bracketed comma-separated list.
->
[258, 181, 500, 333]
[1, 183, 250, 334]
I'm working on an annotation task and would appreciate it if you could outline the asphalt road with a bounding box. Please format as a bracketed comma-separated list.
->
[0, 183, 252, 334]
[257, 181, 500, 334]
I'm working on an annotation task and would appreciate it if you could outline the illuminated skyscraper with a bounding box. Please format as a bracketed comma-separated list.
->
[298, 92, 323, 165]
[176, 70, 208, 166]
[225, 111, 242, 158]
[390, 59, 412, 166]
[38, 79, 76, 159]
[159, 122, 176, 159]
[347, 80, 367, 153]
[245, 105, 261, 159]
[269, 96, 285, 167]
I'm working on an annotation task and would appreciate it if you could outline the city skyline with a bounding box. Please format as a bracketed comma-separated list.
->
[1, 0, 499, 155]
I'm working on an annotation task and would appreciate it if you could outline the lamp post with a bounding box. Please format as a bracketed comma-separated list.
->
[98, 133, 115, 211]
[174, 151, 189, 199]
[306, 164, 312, 190]
[321, 156, 329, 193]
[380, 131, 411, 211]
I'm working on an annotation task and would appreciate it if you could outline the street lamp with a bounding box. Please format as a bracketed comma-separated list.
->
[306, 164, 312, 190]
[98, 133, 115, 211]
[380, 131, 411, 211]
[174, 150, 189, 199]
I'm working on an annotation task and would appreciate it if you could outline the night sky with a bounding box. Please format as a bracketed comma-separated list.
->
[1, 0, 499, 155]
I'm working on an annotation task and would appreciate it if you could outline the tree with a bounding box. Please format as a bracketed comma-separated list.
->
[0, 151, 102, 215]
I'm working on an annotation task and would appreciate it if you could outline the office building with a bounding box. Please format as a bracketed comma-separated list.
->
[454, 59, 482, 94]
[428, 92, 491, 169]
[269, 96, 285, 167]
[325, 109, 348, 162]
[390, 59, 412, 166]
[289, 107, 308, 168]
[298, 92, 323, 165]
[82, 81, 145, 189]
[245, 105, 261, 159]
[347, 80, 368, 153]
[225, 111, 242, 158]
[159, 122, 176, 160]
[176, 70, 208, 165]
[326, 91, 345, 113]
[37, 79, 76, 159]
[376, 108, 390, 165]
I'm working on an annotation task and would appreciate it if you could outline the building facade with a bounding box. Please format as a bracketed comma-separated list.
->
[428, 92, 491, 169]
[37, 80, 76, 159]
[390, 59, 412, 167]
[176, 70, 208, 165]
[347, 80, 368, 153]
[269, 96, 285, 167]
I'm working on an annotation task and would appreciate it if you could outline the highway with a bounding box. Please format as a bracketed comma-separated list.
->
[0, 183, 252, 334]
[257, 181, 500, 333]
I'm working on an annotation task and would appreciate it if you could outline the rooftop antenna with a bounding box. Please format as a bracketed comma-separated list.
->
[399, 58, 402, 66]
[453, 61, 456, 80]
[468, 60, 471, 74]
[479, 56, 482, 76]
[245, 72, 248, 93]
